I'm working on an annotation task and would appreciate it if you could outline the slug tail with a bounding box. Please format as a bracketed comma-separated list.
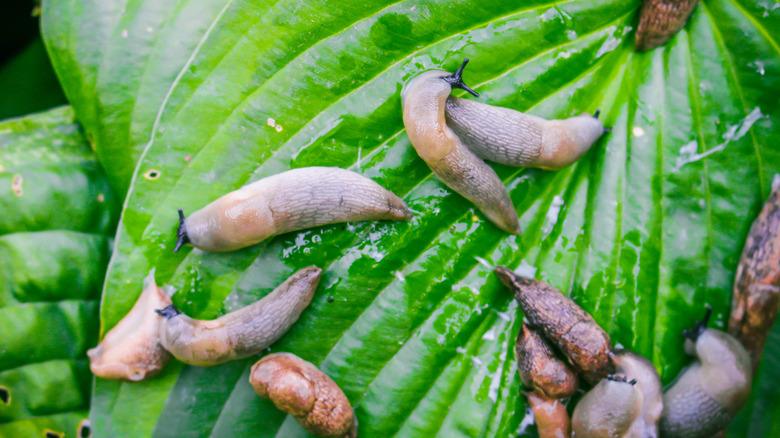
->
[174, 208, 190, 253]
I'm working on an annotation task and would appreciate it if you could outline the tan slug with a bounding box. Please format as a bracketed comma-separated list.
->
[495, 266, 613, 384]
[444, 99, 605, 170]
[175, 167, 412, 252]
[87, 270, 172, 381]
[517, 323, 577, 438]
[610, 350, 663, 438]
[635, 0, 699, 51]
[517, 322, 579, 399]
[156, 267, 321, 366]
[250, 353, 357, 438]
[660, 306, 753, 438]
[572, 374, 643, 438]
[401, 59, 521, 234]
[728, 179, 780, 370]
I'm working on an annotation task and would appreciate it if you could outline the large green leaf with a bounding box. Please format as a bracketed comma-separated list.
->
[42, 0, 780, 436]
[0, 107, 119, 437]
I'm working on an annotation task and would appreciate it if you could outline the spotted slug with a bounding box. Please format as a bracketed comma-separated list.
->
[250, 353, 357, 438]
[611, 349, 664, 438]
[156, 267, 321, 366]
[175, 167, 412, 252]
[495, 266, 613, 384]
[401, 59, 521, 234]
[444, 99, 604, 170]
[728, 178, 780, 371]
[660, 306, 753, 438]
[572, 374, 643, 438]
[635, 0, 699, 51]
[87, 270, 172, 381]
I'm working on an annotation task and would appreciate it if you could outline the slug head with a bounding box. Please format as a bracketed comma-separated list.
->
[174, 208, 190, 253]
[536, 114, 605, 170]
[441, 58, 479, 97]
[572, 374, 643, 438]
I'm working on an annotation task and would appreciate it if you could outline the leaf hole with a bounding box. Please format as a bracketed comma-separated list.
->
[44, 431, 62, 438]
[0, 386, 9, 404]
[144, 169, 161, 180]
[78, 420, 91, 438]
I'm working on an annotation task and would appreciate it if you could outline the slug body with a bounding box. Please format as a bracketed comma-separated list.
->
[176, 167, 412, 252]
[496, 266, 613, 384]
[401, 61, 521, 234]
[660, 308, 753, 438]
[444, 97, 604, 170]
[611, 350, 663, 438]
[572, 375, 643, 438]
[250, 353, 357, 438]
[728, 180, 780, 370]
[157, 267, 321, 366]
[635, 0, 699, 51]
[87, 270, 172, 381]
[524, 391, 572, 438]
[517, 322, 579, 399]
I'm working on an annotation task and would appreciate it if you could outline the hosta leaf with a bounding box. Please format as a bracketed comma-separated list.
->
[0, 107, 119, 437]
[43, 0, 780, 436]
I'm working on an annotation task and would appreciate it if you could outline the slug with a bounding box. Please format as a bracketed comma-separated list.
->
[250, 352, 357, 438]
[728, 179, 780, 370]
[517, 322, 579, 399]
[660, 306, 753, 438]
[444, 100, 605, 170]
[572, 374, 643, 438]
[495, 266, 613, 384]
[401, 59, 521, 234]
[87, 270, 172, 381]
[523, 390, 572, 438]
[156, 266, 321, 366]
[635, 0, 699, 51]
[175, 167, 413, 252]
[610, 350, 663, 438]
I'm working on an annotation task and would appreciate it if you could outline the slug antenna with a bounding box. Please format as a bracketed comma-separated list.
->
[593, 109, 601, 119]
[174, 208, 190, 253]
[683, 304, 712, 341]
[443, 58, 480, 97]
[155, 304, 182, 319]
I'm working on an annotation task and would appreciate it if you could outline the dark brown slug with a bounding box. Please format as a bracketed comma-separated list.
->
[496, 266, 613, 384]
[635, 0, 699, 51]
[728, 179, 780, 371]
[250, 353, 357, 438]
[517, 322, 579, 399]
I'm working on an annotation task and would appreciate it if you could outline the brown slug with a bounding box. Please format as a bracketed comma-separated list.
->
[175, 167, 412, 252]
[87, 270, 172, 381]
[250, 353, 357, 438]
[610, 350, 663, 438]
[635, 0, 699, 51]
[495, 266, 613, 384]
[444, 100, 605, 170]
[572, 374, 643, 438]
[401, 59, 521, 234]
[728, 179, 780, 370]
[524, 390, 572, 438]
[517, 322, 579, 399]
[156, 267, 321, 366]
[660, 306, 753, 438]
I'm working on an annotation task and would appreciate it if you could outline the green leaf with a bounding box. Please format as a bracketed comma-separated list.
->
[0, 107, 118, 437]
[44, 0, 780, 436]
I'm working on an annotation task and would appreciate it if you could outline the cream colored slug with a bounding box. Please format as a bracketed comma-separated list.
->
[88, 270, 172, 381]
[250, 353, 357, 438]
[175, 167, 412, 252]
[660, 306, 753, 438]
[611, 350, 663, 438]
[156, 267, 321, 366]
[444, 98, 605, 170]
[401, 59, 521, 234]
[572, 374, 644, 438]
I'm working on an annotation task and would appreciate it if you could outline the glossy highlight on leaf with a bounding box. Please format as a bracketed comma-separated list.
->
[40, 0, 780, 436]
